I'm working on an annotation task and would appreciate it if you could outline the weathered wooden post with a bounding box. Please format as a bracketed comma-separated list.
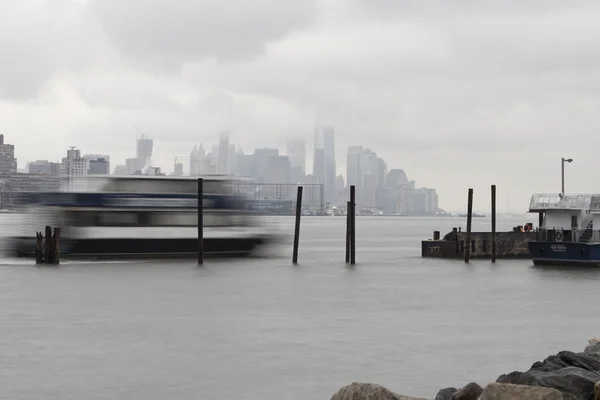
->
[292, 186, 303, 264]
[44, 225, 52, 263]
[35, 231, 44, 264]
[491, 184, 496, 263]
[465, 188, 474, 263]
[350, 185, 356, 265]
[197, 178, 204, 265]
[345, 201, 351, 263]
[50, 227, 61, 265]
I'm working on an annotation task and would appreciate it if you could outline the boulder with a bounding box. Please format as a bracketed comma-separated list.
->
[435, 387, 457, 400]
[518, 366, 600, 400]
[330, 383, 427, 400]
[479, 383, 564, 399]
[529, 351, 600, 373]
[496, 371, 523, 385]
[451, 382, 483, 400]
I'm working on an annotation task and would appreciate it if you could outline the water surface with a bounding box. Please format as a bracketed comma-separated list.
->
[2, 216, 599, 400]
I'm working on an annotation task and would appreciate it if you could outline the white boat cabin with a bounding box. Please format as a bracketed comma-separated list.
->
[529, 193, 600, 242]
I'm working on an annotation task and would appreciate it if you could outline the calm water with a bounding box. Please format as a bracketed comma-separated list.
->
[2, 216, 600, 400]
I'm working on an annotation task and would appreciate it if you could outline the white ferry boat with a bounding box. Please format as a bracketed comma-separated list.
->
[528, 193, 600, 266]
[5, 175, 276, 259]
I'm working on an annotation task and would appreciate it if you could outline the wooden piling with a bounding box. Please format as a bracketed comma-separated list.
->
[491, 185, 496, 263]
[350, 185, 356, 265]
[50, 227, 61, 265]
[44, 225, 52, 263]
[292, 186, 303, 264]
[35, 232, 44, 264]
[346, 201, 351, 263]
[464, 188, 473, 263]
[197, 178, 204, 265]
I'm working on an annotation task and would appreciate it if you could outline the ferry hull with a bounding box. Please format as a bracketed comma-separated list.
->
[528, 241, 600, 266]
[6, 235, 273, 260]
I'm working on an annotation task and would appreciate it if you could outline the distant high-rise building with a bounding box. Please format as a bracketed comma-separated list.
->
[61, 147, 87, 191]
[251, 148, 279, 182]
[218, 131, 230, 174]
[172, 161, 184, 176]
[287, 138, 306, 184]
[61, 147, 87, 176]
[189, 144, 206, 176]
[28, 160, 60, 176]
[386, 169, 408, 188]
[314, 126, 336, 202]
[0, 134, 17, 175]
[136, 136, 153, 163]
[84, 154, 110, 175]
[133, 135, 153, 173]
[376, 157, 387, 189]
[346, 146, 364, 191]
[312, 148, 326, 186]
[88, 158, 110, 175]
[263, 155, 291, 198]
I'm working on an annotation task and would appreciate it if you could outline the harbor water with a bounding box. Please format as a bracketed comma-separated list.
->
[2, 215, 600, 399]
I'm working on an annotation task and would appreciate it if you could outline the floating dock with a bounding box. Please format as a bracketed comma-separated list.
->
[422, 227, 536, 259]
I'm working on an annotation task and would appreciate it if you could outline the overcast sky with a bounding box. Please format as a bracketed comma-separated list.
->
[2, 0, 600, 212]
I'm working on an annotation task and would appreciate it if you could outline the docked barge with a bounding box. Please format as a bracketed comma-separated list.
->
[422, 226, 536, 259]
[4, 175, 276, 260]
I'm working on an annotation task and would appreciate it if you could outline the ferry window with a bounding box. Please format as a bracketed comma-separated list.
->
[571, 215, 578, 229]
[100, 212, 138, 226]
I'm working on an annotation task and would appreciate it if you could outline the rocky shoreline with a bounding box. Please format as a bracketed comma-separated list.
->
[330, 339, 600, 400]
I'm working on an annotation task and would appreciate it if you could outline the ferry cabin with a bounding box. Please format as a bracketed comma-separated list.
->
[529, 193, 600, 243]
[15, 175, 252, 234]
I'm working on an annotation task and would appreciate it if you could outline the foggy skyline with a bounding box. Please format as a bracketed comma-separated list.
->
[2, 0, 600, 212]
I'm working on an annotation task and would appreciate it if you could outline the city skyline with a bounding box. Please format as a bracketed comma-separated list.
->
[2, 1, 597, 211]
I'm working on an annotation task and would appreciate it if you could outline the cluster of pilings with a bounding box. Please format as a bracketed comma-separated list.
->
[35, 226, 61, 265]
[292, 184, 357, 265]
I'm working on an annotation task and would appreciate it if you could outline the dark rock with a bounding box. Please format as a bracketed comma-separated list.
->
[479, 383, 564, 399]
[330, 382, 427, 400]
[496, 371, 524, 384]
[530, 351, 600, 373]
[518, 366, 600, 400]
[435, 387, 457, 400]
[451, 382, 483, 400]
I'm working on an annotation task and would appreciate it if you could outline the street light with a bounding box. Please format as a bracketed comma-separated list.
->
[561, 157, 573, 196]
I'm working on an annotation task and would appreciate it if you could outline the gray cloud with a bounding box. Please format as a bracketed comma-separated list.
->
[89, 0, 319, 70]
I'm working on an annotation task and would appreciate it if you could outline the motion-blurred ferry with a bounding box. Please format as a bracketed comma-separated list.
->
[5, 175, 275, 259]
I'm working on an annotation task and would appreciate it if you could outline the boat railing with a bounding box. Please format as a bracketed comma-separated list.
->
[536, 228, 600, 243]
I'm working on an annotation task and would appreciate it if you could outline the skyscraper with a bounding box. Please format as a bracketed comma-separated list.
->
[61, 147, 87, 191]
[189, 144, 206, 176]
[136, 136, 153, 168]
[84, 154, 110, 175]
[286, 138, 306, 184]
[346, 146, 364, 191]
[218, 131, 230, 174]
[314, 126, 336, 202]
[0, 134, 17, 175]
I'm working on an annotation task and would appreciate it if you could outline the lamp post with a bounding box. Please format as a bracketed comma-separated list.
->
[561, 157, 573, 196]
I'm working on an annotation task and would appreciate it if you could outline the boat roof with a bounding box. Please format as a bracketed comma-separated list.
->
[529, 193, 600, 212]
